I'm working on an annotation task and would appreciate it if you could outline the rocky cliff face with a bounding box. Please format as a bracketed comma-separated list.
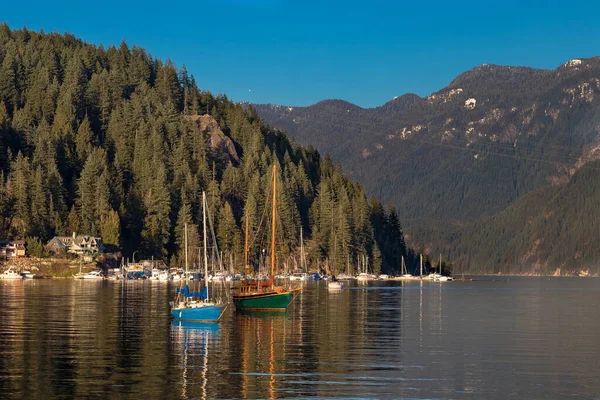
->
[186, 114, 240, 165]
[252, 57, 600, 274]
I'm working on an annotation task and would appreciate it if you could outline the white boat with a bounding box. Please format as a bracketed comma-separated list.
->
[82, 270, 105, 280]
[327, 281, 344, 290]
[171, 270, 183, 281]
[158, 270, 171, 281]
[356, 272, 376, 281]
[148, 269, 160, 280]
[336, 273, 354, 281]
[432, 254, 453, 282]
[289, 272, 308, 281]
[209, 271, 226, 282]
[378, 274, 390, 280]
[21, 270, 35, 279]
[1, 267, 22, 279]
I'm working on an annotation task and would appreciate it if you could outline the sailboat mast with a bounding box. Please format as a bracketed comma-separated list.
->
[203, 192, 209, 302]
[270, 165, 277, 288]
[401, 255, 405, 275]
[244, 213, 250, 277]
[420, 254, 423, 278]
[300, 226, 304, 273]
[184, 223, 188, 275]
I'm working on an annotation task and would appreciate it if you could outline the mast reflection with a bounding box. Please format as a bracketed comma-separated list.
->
[171, 321, 220, 400]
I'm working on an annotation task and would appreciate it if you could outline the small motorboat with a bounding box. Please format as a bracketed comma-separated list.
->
[356, 272, 376, 281]
[21, 270, 35, 279]
[83, 270, 105, 280]
[1, 267, 22, 279]
[289, 272, 308, 281]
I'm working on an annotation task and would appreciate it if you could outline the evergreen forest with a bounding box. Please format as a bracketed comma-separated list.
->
[0, 26, 417, 275]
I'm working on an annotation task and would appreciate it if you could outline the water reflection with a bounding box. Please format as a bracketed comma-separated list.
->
[171, 321, 219, 400]
[2, 278, 600, 399]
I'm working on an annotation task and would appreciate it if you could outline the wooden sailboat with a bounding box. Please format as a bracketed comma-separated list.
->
[233, 165, 301, 310]
[171, 192, 226, 322]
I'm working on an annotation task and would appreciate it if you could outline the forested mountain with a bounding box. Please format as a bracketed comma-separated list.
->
[0, 25, 412, 275]
[253, 58, 600, 275]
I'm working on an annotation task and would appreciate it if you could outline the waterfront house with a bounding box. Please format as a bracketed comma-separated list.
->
[46, 232, 104, 256]
[0, 240, 26, 258]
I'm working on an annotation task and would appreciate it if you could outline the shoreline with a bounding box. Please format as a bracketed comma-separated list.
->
[2, 258, 599, 279]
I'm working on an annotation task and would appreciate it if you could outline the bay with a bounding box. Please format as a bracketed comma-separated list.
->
[1, 277, 599, 399]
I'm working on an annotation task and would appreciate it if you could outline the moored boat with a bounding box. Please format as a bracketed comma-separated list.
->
[83, 270, 105, 280]
[336, 273, 354, 281]
[289, 272, 308, 281]
[356, 272, 376, 281]
[171, 193, 225, 322]
[20, 270, 35, 279]
[1, 267, 22, 279]
[233, 165, 300, 311]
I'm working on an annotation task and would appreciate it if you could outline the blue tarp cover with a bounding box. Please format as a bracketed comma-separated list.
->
[177, 285, 208, 299]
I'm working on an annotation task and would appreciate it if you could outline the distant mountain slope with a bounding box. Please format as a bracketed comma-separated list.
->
[253, 58, 600, 274]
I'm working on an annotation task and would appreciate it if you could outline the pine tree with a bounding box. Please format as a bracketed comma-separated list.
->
[216, 201, 239, 270]
[67, 205, 79, 236]
[174, 189, 193, 266]
[9, 152, 31, 237]
[141, 163, 171, 258]
[100, 209, 121, 249]
[75, 116, 95, 167]
[30, 165, 50, 239]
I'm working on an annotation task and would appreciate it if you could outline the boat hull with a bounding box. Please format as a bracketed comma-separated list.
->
[0, 275, 22, 279]
[233, 290, 296, 310]
[171, 304, 225, 322]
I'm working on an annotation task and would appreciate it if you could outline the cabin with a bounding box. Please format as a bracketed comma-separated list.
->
[0, 240, 26, 258]
[46, 232, 104, 256]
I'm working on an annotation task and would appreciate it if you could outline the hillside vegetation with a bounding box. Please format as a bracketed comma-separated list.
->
[0, 25, 413, 275]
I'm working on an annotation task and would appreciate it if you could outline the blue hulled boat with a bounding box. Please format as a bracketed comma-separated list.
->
[171, 192, 225, 323]
[171, 286, 225, 321]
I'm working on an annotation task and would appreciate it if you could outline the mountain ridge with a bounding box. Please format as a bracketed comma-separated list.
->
[252, 56, 600, 274]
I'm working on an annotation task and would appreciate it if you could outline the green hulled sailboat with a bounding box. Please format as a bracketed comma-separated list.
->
[233, 165, 300, 311]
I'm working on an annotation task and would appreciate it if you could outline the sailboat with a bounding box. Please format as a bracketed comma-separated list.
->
[171, 192, 226, 322]
[233, 165, 301, 310]
[433, 254, 452, 282]
[290, 227, 309, 281]
[327, 234, 344, 289]
[398, 255, 416, 280]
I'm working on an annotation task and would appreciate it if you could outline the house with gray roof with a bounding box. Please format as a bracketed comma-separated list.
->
[46, 232, 104, 256]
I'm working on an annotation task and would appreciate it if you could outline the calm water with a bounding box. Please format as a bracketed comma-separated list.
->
[1, 277, 599, 399]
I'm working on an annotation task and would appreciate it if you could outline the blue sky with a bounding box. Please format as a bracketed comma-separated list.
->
[2, 0, 600, 107]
